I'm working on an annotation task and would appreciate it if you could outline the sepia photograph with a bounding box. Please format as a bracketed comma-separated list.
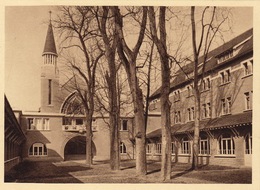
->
[2, 2, 258, 187]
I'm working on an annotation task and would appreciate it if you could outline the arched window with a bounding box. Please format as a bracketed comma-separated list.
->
[29, 143, 47, 156]
[120, 142, 127, 154]
[245, 132, 252, 154]
[181, 137, 190, 154]
[218, 133, 235, 155]
[199, 135, 210, 154]
[61, 93, 85, 115]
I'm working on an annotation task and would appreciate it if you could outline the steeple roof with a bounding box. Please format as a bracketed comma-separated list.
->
[43, 22, 57, 56]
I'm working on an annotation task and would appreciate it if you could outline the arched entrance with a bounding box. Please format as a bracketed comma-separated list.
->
[64, 136, 96, 160]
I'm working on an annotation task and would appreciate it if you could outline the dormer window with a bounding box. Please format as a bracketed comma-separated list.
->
[217, 49, 234, 64]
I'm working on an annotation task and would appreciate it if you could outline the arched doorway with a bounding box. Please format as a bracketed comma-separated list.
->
[64, 136, 96, 160]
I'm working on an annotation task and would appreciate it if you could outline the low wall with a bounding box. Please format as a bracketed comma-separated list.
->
[5, 156, 21, 172]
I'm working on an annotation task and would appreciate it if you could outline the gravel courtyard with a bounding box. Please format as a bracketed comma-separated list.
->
[5, 159, 252, 183]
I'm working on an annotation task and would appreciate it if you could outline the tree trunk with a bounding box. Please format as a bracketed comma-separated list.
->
[112, 6, 148, 176]
[98, 6, 121, 171]
[85, 116, 93, 166]
[160, 59, 172, 180]
[129, 64, 147, 175]
[192, 90, 200, 170]
[109, 110, 120, 170]
[160, 90, 172, 180]
[191, 6, 200, 170]
[106, 59, 120, 170]
[148, 6, 172, 180]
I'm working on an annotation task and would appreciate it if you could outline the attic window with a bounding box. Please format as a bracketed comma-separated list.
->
[217, 49, 233, 64]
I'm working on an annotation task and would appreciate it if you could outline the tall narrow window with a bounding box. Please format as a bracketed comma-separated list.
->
[244, 92, 252, 110]
[181, 137, 190, 154]
[191, 107, 195, 120]
[174, 111, 181, 123]
[42, 118, 49, 130]
[27, 118, 34, 130]
[171, 142, 176, 154]
[226, 70, 231, 83]
[243, 59, 253, 76]
[120, 142, 127, 154]
[174, 90, 180, 102]
[245, 132, 252, 154]
[147, 144, 152, 154]
[48, 79, 52, 105]
[207, 78, 211, 89]
[121, 120, 128, 131]
[187, 85, 193, 97]
[187, 107, 194, 121]
[207, 103, 211, 117]
[199, 135, 210, 154]
[202, 104, 207, 119]
[227, 97, 231, 114]
[156, 143, 162, 154]
[187, 108, 191, 121]
[35, 118, 42, 130]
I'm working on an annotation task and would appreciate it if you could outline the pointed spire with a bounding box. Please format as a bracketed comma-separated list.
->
[42, 12, 57, 56]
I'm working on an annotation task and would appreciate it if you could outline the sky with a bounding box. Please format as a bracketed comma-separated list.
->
[4, 6, 253, 111]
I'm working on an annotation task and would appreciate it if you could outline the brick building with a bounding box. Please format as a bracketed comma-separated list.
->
[15, 20, 135, 162]
[146, 28, 253, 167]
[4, 18, 253, 168]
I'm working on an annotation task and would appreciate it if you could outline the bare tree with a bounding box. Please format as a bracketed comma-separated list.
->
[190, 6, 230, 169]
[112, 6, 148, 175]
[55, 6, 104, 166]
[93, 6, 121, 170]
[148, 6, 172, 180]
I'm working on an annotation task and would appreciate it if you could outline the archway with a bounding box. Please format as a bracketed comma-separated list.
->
[64, 136, 96, 161]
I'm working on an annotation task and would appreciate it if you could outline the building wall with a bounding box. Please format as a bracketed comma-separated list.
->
[147, 33, 253, 167]
[20, 113, 135, 161]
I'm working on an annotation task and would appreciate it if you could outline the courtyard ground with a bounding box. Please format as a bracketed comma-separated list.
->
[5, 159, 252, 183]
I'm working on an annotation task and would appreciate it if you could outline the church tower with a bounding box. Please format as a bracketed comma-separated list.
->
[41, 13, 60, 113]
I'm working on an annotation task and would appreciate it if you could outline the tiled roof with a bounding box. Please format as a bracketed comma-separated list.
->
[146, 111, 252, 138]
[150, 28, 253, 99]
[43, 23, 57, 55]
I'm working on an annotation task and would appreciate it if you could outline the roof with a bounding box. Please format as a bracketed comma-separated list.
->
[43, 23, 57, 56]
[146, 111, 252, 138]
[150, 28, 253, 99]
[4, 95, 26, 144]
